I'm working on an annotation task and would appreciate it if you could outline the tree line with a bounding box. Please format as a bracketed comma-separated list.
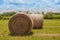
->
[0, 11, 60, 20]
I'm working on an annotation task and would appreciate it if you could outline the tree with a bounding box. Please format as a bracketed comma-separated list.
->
[0, 14, 2, 19]
[44, 12, 54, 19]
[42, 11, 44, 15]
[47, 12, 54, 19]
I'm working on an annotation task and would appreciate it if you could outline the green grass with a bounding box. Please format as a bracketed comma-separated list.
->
[0, 19, 60, 40]
[54, 15, 60, 17]
[33, 19, 60, 34]
[44, 19, 60, 26]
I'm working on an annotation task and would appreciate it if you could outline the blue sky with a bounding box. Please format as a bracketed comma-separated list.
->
[0, 0, 60, 13]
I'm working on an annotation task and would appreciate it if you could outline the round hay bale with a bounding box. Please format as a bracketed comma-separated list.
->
[28, 14, 43, 29]
[8, 13, 33, 35]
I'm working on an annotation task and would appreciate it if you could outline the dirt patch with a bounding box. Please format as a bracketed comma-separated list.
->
[33, 33, 60, 36]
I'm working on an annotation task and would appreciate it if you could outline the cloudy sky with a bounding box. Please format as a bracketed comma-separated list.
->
[0, 0, 60, 13]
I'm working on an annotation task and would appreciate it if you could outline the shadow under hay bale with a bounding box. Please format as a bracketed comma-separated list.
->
[9, 32, 33, 36]
[8, 12, 33, 35]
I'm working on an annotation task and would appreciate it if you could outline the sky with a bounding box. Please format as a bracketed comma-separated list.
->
[0, 0, 60, 13]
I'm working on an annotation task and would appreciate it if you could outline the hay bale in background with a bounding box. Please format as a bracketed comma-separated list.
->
[8, 13, 33, 35]
[28, 14, 43, 29]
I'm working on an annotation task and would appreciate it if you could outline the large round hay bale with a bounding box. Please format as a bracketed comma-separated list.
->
[28, 14, 43, 29]
[8, 12, 33, 35]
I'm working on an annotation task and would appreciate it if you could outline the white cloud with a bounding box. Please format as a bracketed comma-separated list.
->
[54, 0, 60, 3]
[0, 0, 38, 12]
[0, 0, 60, 13]
[0, 3, 17, 12]
[3, 0, 36, 4]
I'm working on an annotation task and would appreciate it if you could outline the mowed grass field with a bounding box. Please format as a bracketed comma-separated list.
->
[0, 19, 60, 40]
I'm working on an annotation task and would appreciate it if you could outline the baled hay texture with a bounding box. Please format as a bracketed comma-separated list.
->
[28, 14, 43, 29]
[8, 13, 33, 35]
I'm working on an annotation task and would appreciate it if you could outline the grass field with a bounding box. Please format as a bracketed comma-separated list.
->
[0, 19, 60, 40]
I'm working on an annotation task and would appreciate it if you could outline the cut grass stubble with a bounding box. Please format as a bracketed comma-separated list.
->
[0, 19, 60, 40]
